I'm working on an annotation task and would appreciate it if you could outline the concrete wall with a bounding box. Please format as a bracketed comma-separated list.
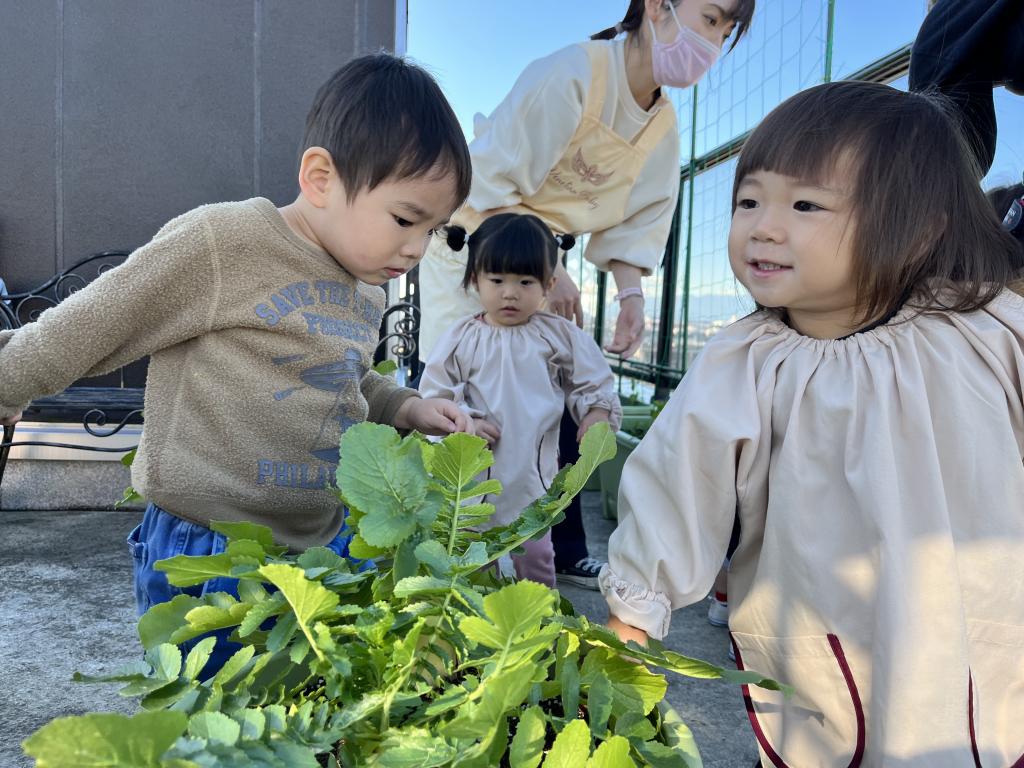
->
[0, 0, 399, 292]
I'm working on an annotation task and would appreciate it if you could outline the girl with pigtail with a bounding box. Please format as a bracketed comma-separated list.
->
[418, 0, 756, 588]
[419, 213, 622, 586]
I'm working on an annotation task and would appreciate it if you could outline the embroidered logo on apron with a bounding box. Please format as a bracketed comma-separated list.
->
[571, 148, 616, 185]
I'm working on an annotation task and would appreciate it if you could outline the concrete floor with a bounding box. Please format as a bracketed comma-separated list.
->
[0, 494, 757, 767]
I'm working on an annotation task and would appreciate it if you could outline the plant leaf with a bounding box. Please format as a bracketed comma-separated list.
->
[586, 735, 636, 768]
[137, 594, 204, 648]
[337, 423, 429, 548]
[188, 711, 241, 746]
[543, 719, 591, 767]
[459, 581, 555, 651]
[369, 727, 458, 767]
[258, 563, 339, 659]
[657, 705, 702, 767]
[428, 432, 493, 490]
[586, 670, 613, 738]
[508, 705, 546, 768]
[239, 593, 286, 637]
[581, 650, 667, 718]
[414, 539, 453, 576]
[209, 520, 278, 549]
[393, 576, 453, 598]
[22, 711, 187, 767]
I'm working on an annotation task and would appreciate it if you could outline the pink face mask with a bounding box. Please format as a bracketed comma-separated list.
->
[648, 2, 721, 89]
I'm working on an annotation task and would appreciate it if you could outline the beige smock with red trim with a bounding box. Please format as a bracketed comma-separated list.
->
[418, 38, 679, 358]
[601, 291, 1024, 766]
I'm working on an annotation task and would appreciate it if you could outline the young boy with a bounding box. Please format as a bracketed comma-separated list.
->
[0, 54, 472, 663]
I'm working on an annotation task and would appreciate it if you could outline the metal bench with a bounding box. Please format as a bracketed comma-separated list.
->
[0, 252, 421, 490]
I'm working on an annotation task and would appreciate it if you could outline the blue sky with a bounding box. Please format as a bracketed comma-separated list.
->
[407, 1, 1023, 362]
[407, 0, 1020, 186]
[408, 0, 627, 136]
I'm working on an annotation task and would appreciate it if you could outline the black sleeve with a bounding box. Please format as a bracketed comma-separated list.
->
[909, 0, 1024, 175]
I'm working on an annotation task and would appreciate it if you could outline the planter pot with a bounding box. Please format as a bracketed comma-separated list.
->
[582, 404, 651, 493]
[598, 430, 642, 520]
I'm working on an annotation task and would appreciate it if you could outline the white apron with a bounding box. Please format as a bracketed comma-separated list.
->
[417, 42, 676, 359]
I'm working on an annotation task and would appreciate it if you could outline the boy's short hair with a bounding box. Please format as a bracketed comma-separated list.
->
[302, 53, 471, 205]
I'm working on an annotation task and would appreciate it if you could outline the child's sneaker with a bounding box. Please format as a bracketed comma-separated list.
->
[556, 557, 605, 590]
[707, 592, 729, 627]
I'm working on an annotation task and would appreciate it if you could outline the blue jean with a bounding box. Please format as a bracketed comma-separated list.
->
[127, 503, 354, 678]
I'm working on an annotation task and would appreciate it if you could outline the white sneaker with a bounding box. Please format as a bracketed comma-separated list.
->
[707, 596, 729, 627]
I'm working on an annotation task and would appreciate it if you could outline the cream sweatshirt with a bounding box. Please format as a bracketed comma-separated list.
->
[0, 198, 417, 549]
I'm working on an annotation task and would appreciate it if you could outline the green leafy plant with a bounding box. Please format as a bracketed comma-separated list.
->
[24, 422, 782, 767]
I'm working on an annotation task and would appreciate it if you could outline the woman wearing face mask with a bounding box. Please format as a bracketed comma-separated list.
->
[417, 0, 755, 588]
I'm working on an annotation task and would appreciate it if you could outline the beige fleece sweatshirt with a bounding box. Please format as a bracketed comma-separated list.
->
[0, 198, 417, 549]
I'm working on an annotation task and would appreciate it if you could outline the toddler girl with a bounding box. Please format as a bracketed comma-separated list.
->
[602, 81, 1024, 765]
[421, 213, 622, 586]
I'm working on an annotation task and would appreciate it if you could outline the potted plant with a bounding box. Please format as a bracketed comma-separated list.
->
[598, 400, 665, 520]
[23, 422, 781, 767]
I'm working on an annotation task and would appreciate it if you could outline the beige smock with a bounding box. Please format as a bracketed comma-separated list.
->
[419, 312, 622, 526]
[418, 37, 679, 358]
[601, 292, 1024, 766]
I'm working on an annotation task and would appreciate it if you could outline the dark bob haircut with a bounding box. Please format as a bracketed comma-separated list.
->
[734, 80, 1024, 326]
[301, 53, 471, 206]
[446, 213, 560, 290]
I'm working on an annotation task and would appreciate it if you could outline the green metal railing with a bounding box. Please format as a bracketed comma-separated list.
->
[597, 0, 918, 396]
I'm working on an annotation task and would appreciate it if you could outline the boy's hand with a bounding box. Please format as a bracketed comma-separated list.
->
[0, 409, 23, 427]
[576, 407, 610, 442]
[394, 397, 472, 436]
[606, 614, 650, 648]
[471, 417, 501, 446]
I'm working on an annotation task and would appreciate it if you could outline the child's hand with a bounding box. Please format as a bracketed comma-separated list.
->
[606, 614, 650, 649]
[0, 409, 23, 427]
[394, 397, 472, 436]
[471, 417, 501, 446]
[576, 407, 610, 442]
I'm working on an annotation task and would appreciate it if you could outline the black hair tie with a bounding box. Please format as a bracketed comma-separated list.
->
[556, 233, 576, 251]
[446, 225, 469, 252]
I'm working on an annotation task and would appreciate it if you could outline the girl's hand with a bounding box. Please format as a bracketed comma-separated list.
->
[606, 614, 650, 648]
[605, 295, 645, 358]
[545, 262, 585, 328]
[0, 409, 23, 427]
[471, 417, 501, 446]
[394, 397, 472, 436]
[576, 407, 610, 442]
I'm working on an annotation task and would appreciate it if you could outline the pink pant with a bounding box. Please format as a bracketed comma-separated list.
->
[512, 531, 556, 586]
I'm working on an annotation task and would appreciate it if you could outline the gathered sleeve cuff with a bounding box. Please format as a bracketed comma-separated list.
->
[599, 565, 673, 639]
[361, 371, 420, 426]
[602, 321, 766, 638]
[560, 322, 623, 431]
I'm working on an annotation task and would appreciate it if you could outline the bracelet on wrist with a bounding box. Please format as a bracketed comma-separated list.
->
[613, 287, 644, 302]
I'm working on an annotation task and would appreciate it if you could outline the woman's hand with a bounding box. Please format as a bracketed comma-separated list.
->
[606, 261, 646, 358]
[606, 614, 650, 648]
[394, 397, 472, 436]
[576, 407, 610, 442]
[545, 262, 585, 328]
[605, 295, 645, 358]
